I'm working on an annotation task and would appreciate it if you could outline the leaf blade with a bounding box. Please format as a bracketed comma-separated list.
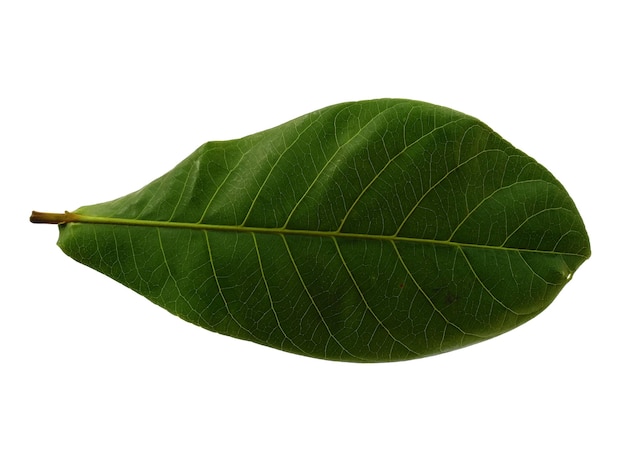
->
[50, 99, 590, 362]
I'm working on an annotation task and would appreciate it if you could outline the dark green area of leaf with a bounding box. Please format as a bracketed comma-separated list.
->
[55, 99, 590, 362]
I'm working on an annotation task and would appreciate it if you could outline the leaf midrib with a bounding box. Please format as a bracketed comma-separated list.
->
[66, 212, 585, 257]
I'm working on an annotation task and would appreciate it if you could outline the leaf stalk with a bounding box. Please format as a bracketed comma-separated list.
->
[30, 211, 77, 225]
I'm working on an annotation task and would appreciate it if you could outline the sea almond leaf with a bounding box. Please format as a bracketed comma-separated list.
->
[31, 99, 591, 362]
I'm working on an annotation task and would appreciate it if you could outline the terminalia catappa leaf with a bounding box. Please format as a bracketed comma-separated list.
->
[31, 99, 590, 362]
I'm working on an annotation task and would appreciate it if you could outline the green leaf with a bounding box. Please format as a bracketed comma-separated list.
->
[32, 99, 591, 362]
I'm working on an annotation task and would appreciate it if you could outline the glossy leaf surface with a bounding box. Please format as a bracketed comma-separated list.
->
[44, 99, 591, 362]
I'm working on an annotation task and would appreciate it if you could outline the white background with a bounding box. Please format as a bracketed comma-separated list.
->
[2, 1, 623, 468]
